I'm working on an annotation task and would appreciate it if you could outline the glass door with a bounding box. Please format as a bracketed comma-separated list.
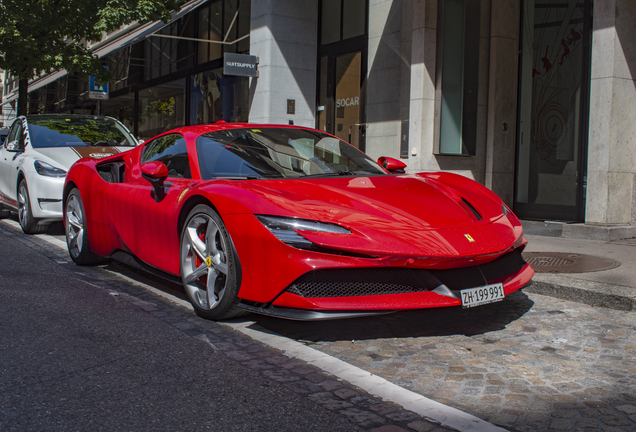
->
[514, 0, 592, 221]
[316, 50, 365, 150]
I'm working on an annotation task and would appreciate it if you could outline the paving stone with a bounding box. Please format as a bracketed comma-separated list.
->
[308, 392, 354, 410]
[551, 410, 578, 419]
[600, 416, 632, 426]
[576, 418, 599, 428]
[340, 408, 386, 427]
[370, 402, 400, 415]
[334, 388, 359, 400]
[370, 426, 409, 432]
[350, 396, 379, 407]
[284, 380, 322, 394]
[318, 379, 343, 391]
[406, 420, 437, 432]
[549, 418, 573, 430]
[385, 410, 420, 422]
[260, 368, 301, 383]
[616, 404, 636, 414]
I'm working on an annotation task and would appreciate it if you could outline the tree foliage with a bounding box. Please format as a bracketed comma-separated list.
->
[0, 0, 181, 114]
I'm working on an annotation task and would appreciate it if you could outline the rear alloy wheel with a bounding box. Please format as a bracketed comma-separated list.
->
[18, 180, 47, 234]
[180, 205, 244, 320]
[65, 188, 106, 265]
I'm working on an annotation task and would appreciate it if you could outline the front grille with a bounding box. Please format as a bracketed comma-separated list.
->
[285, 249, 527, 298]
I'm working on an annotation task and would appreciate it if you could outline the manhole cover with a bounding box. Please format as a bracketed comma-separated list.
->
[522, 252, 620, 273]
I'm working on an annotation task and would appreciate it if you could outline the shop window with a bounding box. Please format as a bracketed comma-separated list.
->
[434, 0, 480, 156]
[138, 78, 186, 141]
[320, 0, 367, 46]
[190, 69, 249, 124]
[198, 2, 223, 64]
[101, 93, 135, 133]
[197, 0, 250, 64]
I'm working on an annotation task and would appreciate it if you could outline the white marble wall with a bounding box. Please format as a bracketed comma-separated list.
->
[248, 0, 318, 127]
[585, 0, 636, 226]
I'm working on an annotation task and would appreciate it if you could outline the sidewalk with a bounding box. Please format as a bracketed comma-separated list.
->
[521, 220, 636, 311]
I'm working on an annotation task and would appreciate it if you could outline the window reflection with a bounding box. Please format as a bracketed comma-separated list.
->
[190, 70, 248, 124]
[138, 79, 186, 141]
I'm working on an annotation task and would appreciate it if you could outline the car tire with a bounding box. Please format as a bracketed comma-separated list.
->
[0, 207, 10, 219]
[180, 204, 245, 320]
[65, 188, 107, 265]
[17, 180, 48, 234]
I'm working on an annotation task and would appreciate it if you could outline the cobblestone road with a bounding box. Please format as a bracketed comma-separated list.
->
[252, 292, 636, 431]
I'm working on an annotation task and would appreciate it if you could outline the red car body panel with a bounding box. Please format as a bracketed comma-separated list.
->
[64, 123, 533, 315]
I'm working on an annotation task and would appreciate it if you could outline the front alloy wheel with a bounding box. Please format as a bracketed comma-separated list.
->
[180, 205, 243, 320]
[18, 180, 47, 234]
[64, 188, 105, 265]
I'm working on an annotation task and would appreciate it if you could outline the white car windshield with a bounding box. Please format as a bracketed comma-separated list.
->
[27, 116, 137, 148]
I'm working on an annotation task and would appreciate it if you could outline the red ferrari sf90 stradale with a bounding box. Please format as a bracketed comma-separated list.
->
[63, 124, 533, 320]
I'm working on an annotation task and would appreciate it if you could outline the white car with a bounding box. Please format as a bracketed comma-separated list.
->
[0, 114, 137, 234]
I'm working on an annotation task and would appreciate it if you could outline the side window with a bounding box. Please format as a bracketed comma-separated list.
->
[4, 122, 24, 150]
[6, 122, 22, 146]
[141, 133, 191, 179]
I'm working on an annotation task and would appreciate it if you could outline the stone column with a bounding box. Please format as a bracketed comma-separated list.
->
[484, 0, 520, 206]
[407, 0, 437, 173]
[564, 0, 636, 240]
[248, 0, 317, 127]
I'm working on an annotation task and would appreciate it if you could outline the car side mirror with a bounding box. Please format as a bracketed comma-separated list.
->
[141, 161, 169, 202]
[6, 140, 22, 152]
[377, 156, 407, 174]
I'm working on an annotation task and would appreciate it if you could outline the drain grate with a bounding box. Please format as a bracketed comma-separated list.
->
[522, 252, 620, 273]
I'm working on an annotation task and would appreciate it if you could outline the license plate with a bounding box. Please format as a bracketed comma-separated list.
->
[460, 283, 505, 308]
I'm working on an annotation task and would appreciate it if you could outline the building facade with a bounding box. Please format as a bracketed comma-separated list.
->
[2, 0, 635, 239]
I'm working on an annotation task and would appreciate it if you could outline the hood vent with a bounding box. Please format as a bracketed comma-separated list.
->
[461, 198, 482, 221]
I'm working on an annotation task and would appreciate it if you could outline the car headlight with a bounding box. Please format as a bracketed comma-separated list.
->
[256, 215, 350, 249]
[34, 161, 67, 178]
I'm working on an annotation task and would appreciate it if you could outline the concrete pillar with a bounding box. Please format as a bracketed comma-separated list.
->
[364, 0, 404, 160]
[484, 0, 520, 205]
[585, 0, 636, 226]
[407, 0, 438, 173]
[248, 0, 317, 127]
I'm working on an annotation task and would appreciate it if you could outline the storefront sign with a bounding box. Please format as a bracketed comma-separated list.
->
[336, 97, 359, 107]
[223, 53, 259, 77]
[88, 74, 109, 100]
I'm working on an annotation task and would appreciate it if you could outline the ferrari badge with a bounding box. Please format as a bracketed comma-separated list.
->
[464, 234, 475, 242]
[205, 257, 212, 267]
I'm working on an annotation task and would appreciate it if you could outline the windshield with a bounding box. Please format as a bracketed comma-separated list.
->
[27, 117, 137, 148]
[196, 128, 386, 179]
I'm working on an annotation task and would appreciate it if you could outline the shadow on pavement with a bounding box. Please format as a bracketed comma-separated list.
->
[241, 290, 535, 342]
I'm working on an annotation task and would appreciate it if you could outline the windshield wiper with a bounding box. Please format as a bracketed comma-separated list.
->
[209, 175, 263, 180]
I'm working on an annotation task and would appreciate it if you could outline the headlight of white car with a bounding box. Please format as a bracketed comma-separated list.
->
[34, 161, 67, 178]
